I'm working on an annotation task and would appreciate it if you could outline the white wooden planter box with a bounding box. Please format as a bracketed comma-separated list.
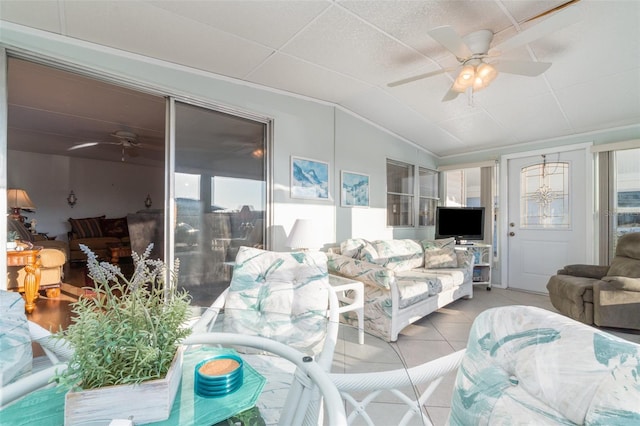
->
[65, 346, 184, 425]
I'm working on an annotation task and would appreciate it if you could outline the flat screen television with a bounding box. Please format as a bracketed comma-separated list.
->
[435, 207, 485, 244]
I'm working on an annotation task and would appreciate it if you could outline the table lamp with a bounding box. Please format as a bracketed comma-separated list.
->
[7, 188, 35, 222]
[286, 218, 322, 251]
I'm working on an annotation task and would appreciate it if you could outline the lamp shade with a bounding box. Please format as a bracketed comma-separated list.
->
[286, 219, 322, 250]
[7, 189, 35, 210]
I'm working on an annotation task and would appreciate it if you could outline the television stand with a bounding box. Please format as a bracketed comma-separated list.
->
[455, 243, 492, 290]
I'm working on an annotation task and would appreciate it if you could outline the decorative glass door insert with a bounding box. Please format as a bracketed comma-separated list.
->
[520, 158, 570, 228]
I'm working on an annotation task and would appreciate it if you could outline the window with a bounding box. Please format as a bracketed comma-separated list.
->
[443, 168, 480, 207]
[419, 167, 438, 226]
[386, 160, 438, 227]
[520, 161, 569, 229]
[386, 160, 414, 227]
[609, 147, 640, 258]
[442, 164, 498, 255]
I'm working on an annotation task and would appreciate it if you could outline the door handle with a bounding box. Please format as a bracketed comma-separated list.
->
[509, 232, 515, 237]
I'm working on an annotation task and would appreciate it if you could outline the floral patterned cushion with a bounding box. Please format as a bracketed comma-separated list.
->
[421, 237, 458, 268]
[340, 238, 378, 262]
[0, 290, 32, 385]
[448, 305, 640, 425]
[369, 239, 424, 271]
[327, 253, 395, 290]
[223, 247, 330, 356]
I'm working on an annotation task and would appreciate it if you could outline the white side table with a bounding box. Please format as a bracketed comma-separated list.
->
[328, 274, 364, 344]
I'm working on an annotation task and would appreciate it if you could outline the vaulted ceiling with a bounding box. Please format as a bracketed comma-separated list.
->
[1, 0, 639, 159]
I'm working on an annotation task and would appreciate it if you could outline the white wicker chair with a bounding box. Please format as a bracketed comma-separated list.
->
[328, 349, 465, 426]
[0, 320, 73, 408]
[189, 246, 341, 426]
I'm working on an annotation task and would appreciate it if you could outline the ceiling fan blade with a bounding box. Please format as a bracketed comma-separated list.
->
[495, 60, 552, 76]
[442, 88, 461, 102]
[387, 68, 455, 88]
[428, 26, 473, 59]
[68, 142, 99, 151]
[490, 6, 581, 54]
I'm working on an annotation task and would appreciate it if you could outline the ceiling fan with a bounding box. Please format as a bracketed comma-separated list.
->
[68, 130, 163, 161]
[388, 1, 581, 102]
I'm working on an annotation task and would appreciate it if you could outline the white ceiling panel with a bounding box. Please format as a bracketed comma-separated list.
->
[0, 0, 62, 33]
[150, 0, 331, 50]
[249, 53, 372, 104]
[341, 0, 509, 58]
[486, 92, 572, 143]
[63, 1, 275, 78]
[281, 5, 425, 85]
[342, 87, 462, 152]
[437, 110, 515, 153]
[557, 69, 640, 133]
[1, 0, 639, 160]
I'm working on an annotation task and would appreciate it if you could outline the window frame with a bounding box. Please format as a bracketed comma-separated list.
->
[386, 159, 438, 228]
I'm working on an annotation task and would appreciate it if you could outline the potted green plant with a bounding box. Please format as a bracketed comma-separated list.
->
[54, 243, 191, 424]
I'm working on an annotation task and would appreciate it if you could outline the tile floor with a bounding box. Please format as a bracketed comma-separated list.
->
[330, 286, 640, 426]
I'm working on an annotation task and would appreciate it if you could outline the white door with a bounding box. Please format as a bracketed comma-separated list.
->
[507, 148, 588, 293]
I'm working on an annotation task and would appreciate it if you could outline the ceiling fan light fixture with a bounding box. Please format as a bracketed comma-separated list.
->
[472, 63, 498, 91]
[453, 64, 476, 92]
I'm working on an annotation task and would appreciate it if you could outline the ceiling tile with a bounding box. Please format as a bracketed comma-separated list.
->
[436, 110, 516, 154]
[342, 87, 463, 153]
[281, 5, 425, 85]
[63, 1, 275, 78]
[0, 0, 62, 33]
[340, 0, 509, 59]
[486, 92, 572, 142]
[150, 1, 330, 50]
[556, 69, 640, 133]
[249, 53, 372, 104]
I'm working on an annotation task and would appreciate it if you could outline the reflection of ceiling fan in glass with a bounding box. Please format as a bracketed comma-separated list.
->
[68, 130, 163, 161]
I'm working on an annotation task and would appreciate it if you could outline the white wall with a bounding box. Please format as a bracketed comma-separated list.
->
[8, 150, 164, 240]
[1, 24, 438, 252]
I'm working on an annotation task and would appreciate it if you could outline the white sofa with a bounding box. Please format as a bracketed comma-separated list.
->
[327, 238, 473, 342]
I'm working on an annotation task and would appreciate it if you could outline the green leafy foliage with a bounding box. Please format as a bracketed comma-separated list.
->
[54, 244, 191, 390]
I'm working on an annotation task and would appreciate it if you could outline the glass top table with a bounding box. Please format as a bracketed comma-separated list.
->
[2, 308, 436, 426]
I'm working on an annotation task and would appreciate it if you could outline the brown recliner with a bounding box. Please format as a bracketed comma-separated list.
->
[546, 232, 640, 330]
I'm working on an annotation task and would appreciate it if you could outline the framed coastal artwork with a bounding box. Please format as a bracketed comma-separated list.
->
[341, 170, 369, 207]
[290, 156, 329, 200]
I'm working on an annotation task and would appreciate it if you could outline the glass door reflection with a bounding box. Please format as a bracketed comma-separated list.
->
[174, 101, 266, 307]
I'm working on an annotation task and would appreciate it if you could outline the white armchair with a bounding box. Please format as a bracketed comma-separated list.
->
[0, 290, 72, 408]
[190, 246, 340, 425]
[328, 305, 640, 425]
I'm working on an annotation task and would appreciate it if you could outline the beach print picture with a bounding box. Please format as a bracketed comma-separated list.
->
[341, 171, 369, 207]
[291, 156, 329, 200]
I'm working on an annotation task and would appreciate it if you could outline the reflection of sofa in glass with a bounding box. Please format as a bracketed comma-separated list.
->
[7, 219, 68, 296]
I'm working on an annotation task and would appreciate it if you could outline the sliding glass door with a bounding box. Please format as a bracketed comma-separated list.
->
[610, 147, 640, 257]
[173, 101, 268, 307]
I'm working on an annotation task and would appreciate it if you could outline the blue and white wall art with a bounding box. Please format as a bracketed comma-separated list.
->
[341, 171, 369, 207]
[291, 156, 329, 200]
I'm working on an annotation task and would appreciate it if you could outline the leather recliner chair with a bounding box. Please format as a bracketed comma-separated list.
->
[546, 232, 640, 330]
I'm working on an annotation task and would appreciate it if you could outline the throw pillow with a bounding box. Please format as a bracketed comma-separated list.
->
[340, 238, 378, 262]
[68, 216, 105, 239]
[100, 217, 129, 238]
[422, 237, 458, 268]
[7, 218, 35, 243]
